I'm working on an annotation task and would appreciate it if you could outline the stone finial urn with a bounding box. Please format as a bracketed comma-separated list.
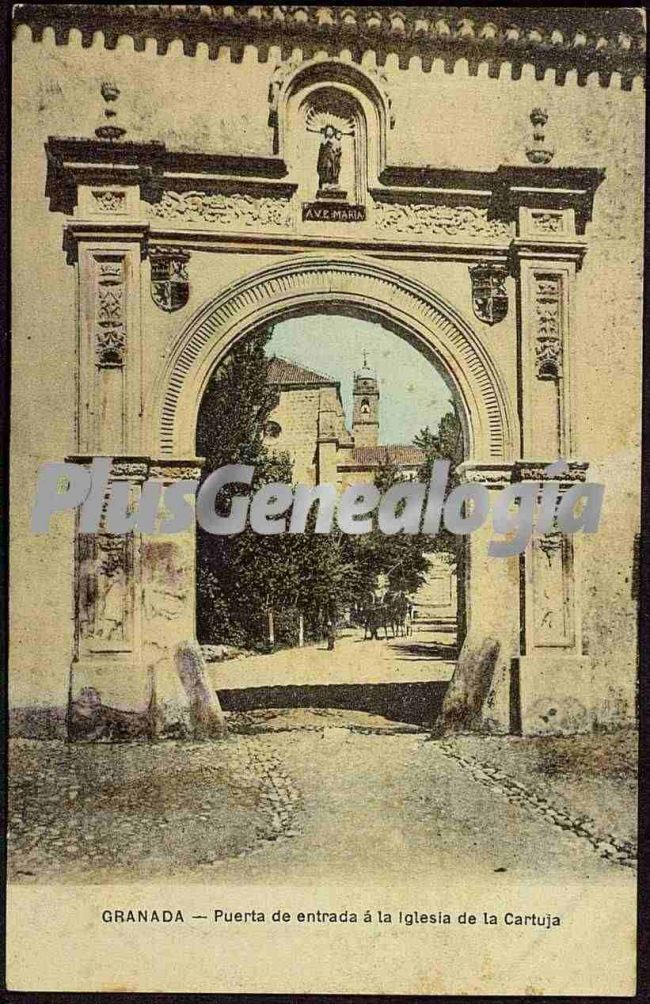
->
[525, 107, 554, 164]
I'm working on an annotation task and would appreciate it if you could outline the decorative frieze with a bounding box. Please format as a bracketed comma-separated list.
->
[373, 203, 511, 239]
[514, 461, 588, 484]
[95, 259, 126, 368]
[456, 463, 514, 488]
[109, 460, 150, 482]
[148, 462, 203, 482]
[534, 275, 562, 380]
[148, 191, 294, 230]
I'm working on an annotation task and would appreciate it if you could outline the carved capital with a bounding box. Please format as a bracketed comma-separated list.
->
[66, 457, 149, 484]
[513, 460, 589, 484]
[457, 462, 514, 488]
[148, 458, 204, 482]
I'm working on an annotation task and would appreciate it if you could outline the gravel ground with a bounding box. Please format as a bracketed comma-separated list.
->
[8, 716, 637, 885]
[441, 729, 637, 856]
[8, 736, 300, 883]
[227, 706, 424, 733]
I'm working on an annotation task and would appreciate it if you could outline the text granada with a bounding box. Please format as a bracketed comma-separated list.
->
[102, 909, 185, 923]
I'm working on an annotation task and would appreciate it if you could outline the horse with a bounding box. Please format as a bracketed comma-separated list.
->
[362, 592, 391, 641]
[390, 591, 409, 637]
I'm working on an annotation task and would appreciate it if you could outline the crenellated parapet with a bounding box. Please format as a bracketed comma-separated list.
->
[13, 5, 646, 89]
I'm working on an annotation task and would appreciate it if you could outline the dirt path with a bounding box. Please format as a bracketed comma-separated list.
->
[9, 718, 635, 886]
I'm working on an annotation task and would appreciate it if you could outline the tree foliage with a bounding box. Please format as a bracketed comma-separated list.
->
[196, 328, 357, 648]
[196, 331, 465, 649]
[340, 457, 431, 599]
[414, 399, 464, 563]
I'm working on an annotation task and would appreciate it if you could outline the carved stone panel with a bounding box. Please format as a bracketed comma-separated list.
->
[519, 207, 575, 240]
[78, 532, 133, 652]
[530, 211, 564, 233]
[91, 190, 127, 214]
[531, 532, 574, 649]
[534, 274, 563, 380]
[148, 191, 294, 230]
[373, 202, 512, 240]
[95, 259, 126, 368]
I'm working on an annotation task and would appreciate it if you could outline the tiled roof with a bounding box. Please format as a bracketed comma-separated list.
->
[267, 356, 337, 387]
[351, 445, 425, 467]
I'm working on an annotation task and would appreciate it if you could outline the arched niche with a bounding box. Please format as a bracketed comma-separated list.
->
[294, 85, 366, 203]
[270, 58, 393, 187]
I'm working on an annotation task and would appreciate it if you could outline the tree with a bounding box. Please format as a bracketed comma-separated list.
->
[196, 326, 294, 647]
[341, 457, 431, 602]
[414, 399, 464, 483]
[414, 399, 464, 562]
[196, 327, 357, 649]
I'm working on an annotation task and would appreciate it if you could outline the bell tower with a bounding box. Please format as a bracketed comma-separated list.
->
[352, 353, 380, 447]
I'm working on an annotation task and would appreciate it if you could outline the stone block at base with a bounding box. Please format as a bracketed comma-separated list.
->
[517, 655, 593, 735]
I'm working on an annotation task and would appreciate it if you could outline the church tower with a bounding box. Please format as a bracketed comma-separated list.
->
[352, 354, 380, 447]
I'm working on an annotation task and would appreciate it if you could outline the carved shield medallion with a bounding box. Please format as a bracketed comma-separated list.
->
[469, 264, 509, 325]
[150, 247, 190, 312]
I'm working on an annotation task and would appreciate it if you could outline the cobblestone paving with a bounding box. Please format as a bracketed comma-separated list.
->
[438, 741, 636, 869]
[8, 737, 301, 883]
[8, 716, 636, 885]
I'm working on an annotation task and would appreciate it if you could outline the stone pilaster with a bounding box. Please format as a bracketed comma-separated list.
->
[512, 462, 591, 735]
[507, 197, 594, 734]
[67, 456, 211, 740]
[438, 459, 594, 736]
[68, 457, 150, 740]
[437, 463, 519, 735]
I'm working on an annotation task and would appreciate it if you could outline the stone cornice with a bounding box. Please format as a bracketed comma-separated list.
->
[14, 5, 645, 90]
[67, 455, 205, 482]
[45, 137, 294, 213]
[46, 136, 605, 235]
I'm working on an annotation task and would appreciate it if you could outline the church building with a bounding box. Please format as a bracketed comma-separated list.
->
[265, 354, 424, 487]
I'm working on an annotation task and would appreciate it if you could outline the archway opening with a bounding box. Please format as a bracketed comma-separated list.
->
[194, 310, 467, 727]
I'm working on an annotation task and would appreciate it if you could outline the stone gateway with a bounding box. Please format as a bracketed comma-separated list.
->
[10, 6, 643, 741]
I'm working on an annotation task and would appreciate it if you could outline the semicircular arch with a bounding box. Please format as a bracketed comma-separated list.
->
[149, 253, 516, 464]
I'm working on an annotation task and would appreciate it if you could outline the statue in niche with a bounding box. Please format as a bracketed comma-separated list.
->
[317, 124, 343, 191]
[305, 104, 354, 200]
